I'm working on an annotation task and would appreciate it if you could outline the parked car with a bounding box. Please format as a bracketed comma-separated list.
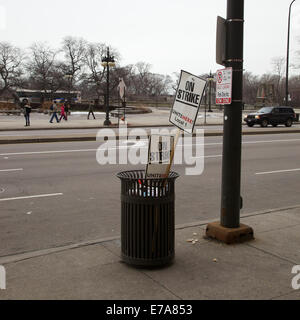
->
[244, 106, 297, 127]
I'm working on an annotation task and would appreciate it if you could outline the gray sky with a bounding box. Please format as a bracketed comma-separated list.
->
[1, 0, 300, 77]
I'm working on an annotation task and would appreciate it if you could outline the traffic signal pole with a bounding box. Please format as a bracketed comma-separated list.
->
[206, 0, 254, 244]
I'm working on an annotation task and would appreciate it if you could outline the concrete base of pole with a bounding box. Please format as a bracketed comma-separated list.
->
[104, 119, 112, 126]
[205, 222, 254, 244]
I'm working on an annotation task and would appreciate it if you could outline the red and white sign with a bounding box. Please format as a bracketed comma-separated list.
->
[216, 67, 232, 105]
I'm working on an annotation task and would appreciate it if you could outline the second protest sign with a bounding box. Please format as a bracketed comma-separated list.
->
[169, 70, 207, 134]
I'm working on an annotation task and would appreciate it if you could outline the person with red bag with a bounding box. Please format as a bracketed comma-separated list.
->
[59, 102, 67, 121]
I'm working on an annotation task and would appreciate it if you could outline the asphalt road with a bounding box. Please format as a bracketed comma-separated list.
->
[0, 132, 300, 257]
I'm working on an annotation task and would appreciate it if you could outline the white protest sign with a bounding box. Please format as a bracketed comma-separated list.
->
[216, 67, 233, 105]
[169, 70, 207, 134]
[146, 135, 175, 179]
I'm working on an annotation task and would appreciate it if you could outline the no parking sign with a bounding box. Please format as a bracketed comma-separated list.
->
[216, 67, 232, 105]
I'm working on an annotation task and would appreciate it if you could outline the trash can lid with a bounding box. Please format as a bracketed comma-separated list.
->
[116, 170, 179, 181]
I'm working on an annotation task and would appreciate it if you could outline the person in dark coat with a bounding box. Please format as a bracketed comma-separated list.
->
[87, 100, 96, 120]
[64, 102, 69, 121]
[23, 99, 31, 127]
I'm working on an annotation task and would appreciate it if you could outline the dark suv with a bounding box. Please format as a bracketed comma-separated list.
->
[244, 106, 297, 127]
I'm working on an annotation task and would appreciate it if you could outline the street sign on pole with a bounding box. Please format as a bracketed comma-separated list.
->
[216, 67, 232, 105]
[216, 16, 227, 66]
[169, 70, 207, 134]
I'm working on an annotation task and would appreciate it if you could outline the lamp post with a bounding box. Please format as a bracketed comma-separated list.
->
[101, 47, 115, 126]
[286, 0, 296, 106]
[64, 71, 73, 104]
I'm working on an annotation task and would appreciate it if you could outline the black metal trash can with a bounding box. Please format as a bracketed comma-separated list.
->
[117, 170, 179, 267]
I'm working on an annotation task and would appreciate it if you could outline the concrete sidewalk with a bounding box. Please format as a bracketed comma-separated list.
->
[1, 205, 300, 300]
[1, 111, 300, 144]
[1, 107, 299, 132]
[0, 108, 224, 131]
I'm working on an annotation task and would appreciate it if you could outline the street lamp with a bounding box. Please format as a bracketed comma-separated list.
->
[64, 71, 73, 104]
[101, 47, 115, 126]
[286, 0, 296, 106]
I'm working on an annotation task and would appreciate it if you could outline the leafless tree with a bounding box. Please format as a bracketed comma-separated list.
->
[0, 42, 24, 101]
[83, 43, 120, 100]
[271, 56, 286, 104]
[27, 43, 57, 96]
[61, 36, 87, 87]
[243, 72, 260, 104]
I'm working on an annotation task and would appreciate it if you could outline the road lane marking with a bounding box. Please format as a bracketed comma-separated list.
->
[0, 149, 97, 156]
[202, 138, 300, 147]
[195, 155, 222, 159]
[0, 138, 299, 157]
[0, 193, 63, 202]
[0, 168, 23, 172]
[256, 168, 300, 175]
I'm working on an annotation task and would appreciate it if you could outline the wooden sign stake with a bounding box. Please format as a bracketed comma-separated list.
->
[164, 128, 182, 179]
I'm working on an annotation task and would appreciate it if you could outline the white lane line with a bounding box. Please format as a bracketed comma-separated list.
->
[256, 168, 300, 175]
[243, 138, 300, 145]
[201, 138, 300, 147]
[0, 168, 23, 172]
[204, 155, 222, 158]
[0, 138, 300, 157]
[0, 149, 97, 156]
[0, 193, 63, 202]
[194, 155, 222, 159]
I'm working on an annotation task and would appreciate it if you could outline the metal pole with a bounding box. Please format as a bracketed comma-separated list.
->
[220, 0, 244, 228]
[124, 87, 126, 122]
[208, 71, 213, 112]
[286, 0, 296, 106]
[204, 89, 207, 125]
[104, 48, 111, 126]
[118, 89, 120, 127]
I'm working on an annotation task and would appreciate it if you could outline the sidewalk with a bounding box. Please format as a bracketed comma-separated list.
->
[1, 110, 300, 144]
[1, 205, 300, 300]
[0, 109, 225, 131]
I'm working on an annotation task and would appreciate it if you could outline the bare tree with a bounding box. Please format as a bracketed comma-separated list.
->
[243, 72, 260, 104]
[61, 36, 87, 87]
[0, 42, 24, 101]
[132, 62, 152, 95]
[27, 43, 57, 97]
[83, 43, 120, 100]
[271, 56, 286, 104]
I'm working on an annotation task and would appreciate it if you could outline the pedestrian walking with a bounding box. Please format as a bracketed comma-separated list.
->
[23, 99, 31, 127]
[49, 100, 60, 123]
[59, 103, 67, 122]
[64, 102, 69, 121]
[87, 100, 96, 120]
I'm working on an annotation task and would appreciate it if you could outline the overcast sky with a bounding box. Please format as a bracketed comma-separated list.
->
[0, 0, 300, 77]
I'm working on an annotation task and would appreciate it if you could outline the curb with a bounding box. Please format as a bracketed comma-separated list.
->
[0, 122, 299, 132]
[0, 123, 221, 132]
[1, 128, 300, 144]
